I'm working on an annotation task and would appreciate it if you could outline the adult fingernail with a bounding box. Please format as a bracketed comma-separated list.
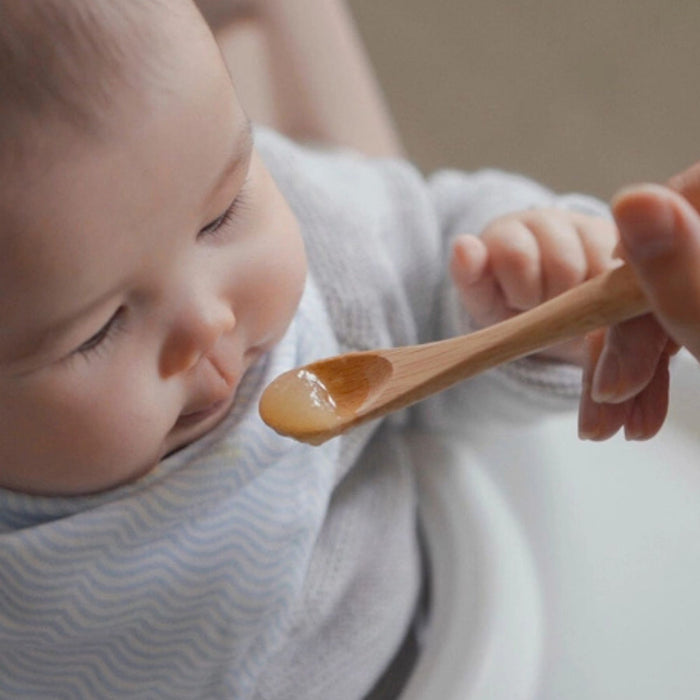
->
[578, 402, 599, 440]
[624, 402, 646, 441]
[591, 351, 620, 402]
[612, 185, 676, 261]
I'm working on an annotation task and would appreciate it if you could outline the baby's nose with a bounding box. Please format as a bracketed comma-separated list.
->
[159, 295, 236, 378]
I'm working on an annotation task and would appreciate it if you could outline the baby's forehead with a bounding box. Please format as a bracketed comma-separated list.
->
[0, 0, 224, 238]
[0, 0, 193, 150]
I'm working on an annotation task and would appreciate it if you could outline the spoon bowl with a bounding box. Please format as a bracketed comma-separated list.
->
[258, 355, 392, 444]
[259, 264, 649, 444]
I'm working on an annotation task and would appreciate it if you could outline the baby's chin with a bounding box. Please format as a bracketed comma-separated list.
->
[86, 402, 236, 496]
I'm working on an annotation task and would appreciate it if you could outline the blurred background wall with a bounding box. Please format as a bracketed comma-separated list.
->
[349, 0, 699, 199]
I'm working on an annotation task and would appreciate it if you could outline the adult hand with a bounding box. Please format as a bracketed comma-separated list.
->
[579, 163, 700, 440]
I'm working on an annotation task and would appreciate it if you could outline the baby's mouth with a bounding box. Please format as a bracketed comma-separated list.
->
[174, 349, 248, 432]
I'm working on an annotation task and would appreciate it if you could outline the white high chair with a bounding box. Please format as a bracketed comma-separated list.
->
[401, 351, 700, 699]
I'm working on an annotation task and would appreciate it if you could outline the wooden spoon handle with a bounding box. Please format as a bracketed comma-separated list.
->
[374, 264, 649, 412]
[459, 262, 649, 369]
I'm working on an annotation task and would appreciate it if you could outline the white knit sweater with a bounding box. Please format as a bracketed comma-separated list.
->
[0, 128, 607, 699]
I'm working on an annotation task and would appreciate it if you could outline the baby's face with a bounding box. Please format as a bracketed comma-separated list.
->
[0, 13, 306, 495]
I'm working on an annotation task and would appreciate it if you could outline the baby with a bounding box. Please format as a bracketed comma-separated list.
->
[0, 1, 630, 697]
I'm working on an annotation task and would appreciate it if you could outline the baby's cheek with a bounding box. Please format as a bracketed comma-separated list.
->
[107, 383, 174, 447]
[63, 380, 173, 493]
[0, 387, 162, 495]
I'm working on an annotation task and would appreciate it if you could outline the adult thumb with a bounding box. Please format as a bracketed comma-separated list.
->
[612, 183, 700, 361]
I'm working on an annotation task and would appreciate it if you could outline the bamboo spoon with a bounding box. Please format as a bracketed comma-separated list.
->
[259, 264, 649, 445]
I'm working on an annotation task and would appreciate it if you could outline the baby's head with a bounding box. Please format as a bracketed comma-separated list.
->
[0, 0, 306, 495]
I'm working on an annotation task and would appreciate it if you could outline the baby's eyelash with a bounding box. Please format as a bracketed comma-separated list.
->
[74, 306, 126, 359]
[199, 183, 251, 239]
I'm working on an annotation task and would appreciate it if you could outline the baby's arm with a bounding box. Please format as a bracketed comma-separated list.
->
[450, 208, 618, 364]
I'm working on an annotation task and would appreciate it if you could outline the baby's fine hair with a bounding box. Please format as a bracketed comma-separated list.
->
[0, 0, 173, 160]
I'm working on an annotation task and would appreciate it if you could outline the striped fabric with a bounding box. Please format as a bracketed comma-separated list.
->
[0, 281, 342, 698]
